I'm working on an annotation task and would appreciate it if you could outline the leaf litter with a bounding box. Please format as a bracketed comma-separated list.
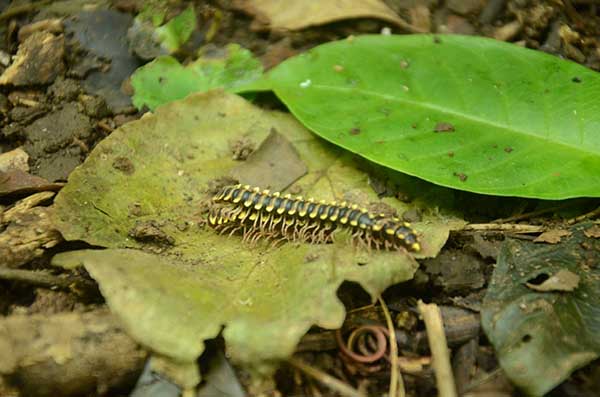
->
[51, 91, 460, 380]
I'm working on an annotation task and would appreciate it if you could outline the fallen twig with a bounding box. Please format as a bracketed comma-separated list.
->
[0, 267, 95, 291]
[418, 300, 457, 397]
[287, 356, 365, 397]
[567, 206, 600, 225]
[463, 223, 544, 233]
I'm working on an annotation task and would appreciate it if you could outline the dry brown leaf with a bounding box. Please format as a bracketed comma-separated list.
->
[0, 148, 29, 173]
[0, 192, 62, 268]
[0, 169, 62, 196]
[526, 269, 580, 292]
[533, 229, 571, 244]
[583, 225, 600, 238]
[233, 0, 423, 32]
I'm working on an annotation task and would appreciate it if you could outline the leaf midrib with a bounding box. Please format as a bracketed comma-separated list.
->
[290, 83, 598, 157]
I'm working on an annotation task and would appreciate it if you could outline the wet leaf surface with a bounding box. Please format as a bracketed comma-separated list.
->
[240, 34, 600, 199]
[52, 91, 458, 367]
[481, 222, 600, 396]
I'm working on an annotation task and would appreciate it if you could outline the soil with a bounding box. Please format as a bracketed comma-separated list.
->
[1, 1, 599, 396]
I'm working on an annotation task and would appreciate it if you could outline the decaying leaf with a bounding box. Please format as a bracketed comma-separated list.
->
[482, 222, 600, 396]
[230, 128, 307, 191]
[52, 91, 458, 373]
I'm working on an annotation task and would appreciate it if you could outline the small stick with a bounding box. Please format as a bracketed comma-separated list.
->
[0, 267, 72, 289]
[418, 300, 457, 397]
[567, 206, 600, 225]
[491, 202, 574, 224]
[463, 223, 544, 233]
[379, 296, 405, 397]
[287, 357, 365, 397]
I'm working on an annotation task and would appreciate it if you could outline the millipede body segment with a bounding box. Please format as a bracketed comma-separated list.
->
[207, 184, 421, 252]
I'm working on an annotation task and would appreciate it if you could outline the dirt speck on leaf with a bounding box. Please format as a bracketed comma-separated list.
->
[229, 136, 255, 160]
[129, 220, 175, 246]
[112, 157, 135, 175]
[434, 122, 455, 132]
[453, 172, 468, 181]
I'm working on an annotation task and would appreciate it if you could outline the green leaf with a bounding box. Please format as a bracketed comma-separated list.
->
[136, 0, 168, 26]
[52, 91, 460, 367]
[481, 223, 600, 396]
[155, 6, 196, 53]
[238, 34, 600, 199]
[131, 44, 263, 110]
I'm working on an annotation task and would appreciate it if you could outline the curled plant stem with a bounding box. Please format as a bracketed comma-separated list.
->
[336, 325, 387, 363]
[418, 300, 457, 397]
[287, 356, 365, 397]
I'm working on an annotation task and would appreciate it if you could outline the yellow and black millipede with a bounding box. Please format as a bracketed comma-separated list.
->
[206, 184, 421, 252]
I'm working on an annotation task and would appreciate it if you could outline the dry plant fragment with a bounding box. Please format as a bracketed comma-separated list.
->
[0, 192, 62, 268]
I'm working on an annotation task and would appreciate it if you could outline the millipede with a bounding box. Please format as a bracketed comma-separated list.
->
[206, 184, 421, 252]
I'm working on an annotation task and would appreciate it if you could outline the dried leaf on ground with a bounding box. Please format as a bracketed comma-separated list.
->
[526, 269, 580, 292]
[229, 128, 307, 190]
[52, 91, 459, 372]
[583, 224, 600, 238]
[0, 192, 62, 268]
[533, 229, 571, 244]
[233, 0, 418, 31]
[0, 170, 62, 196]
[0, 32, 65, 86]
[0, 148, 29, 173]
[482, 223, 600, 396]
